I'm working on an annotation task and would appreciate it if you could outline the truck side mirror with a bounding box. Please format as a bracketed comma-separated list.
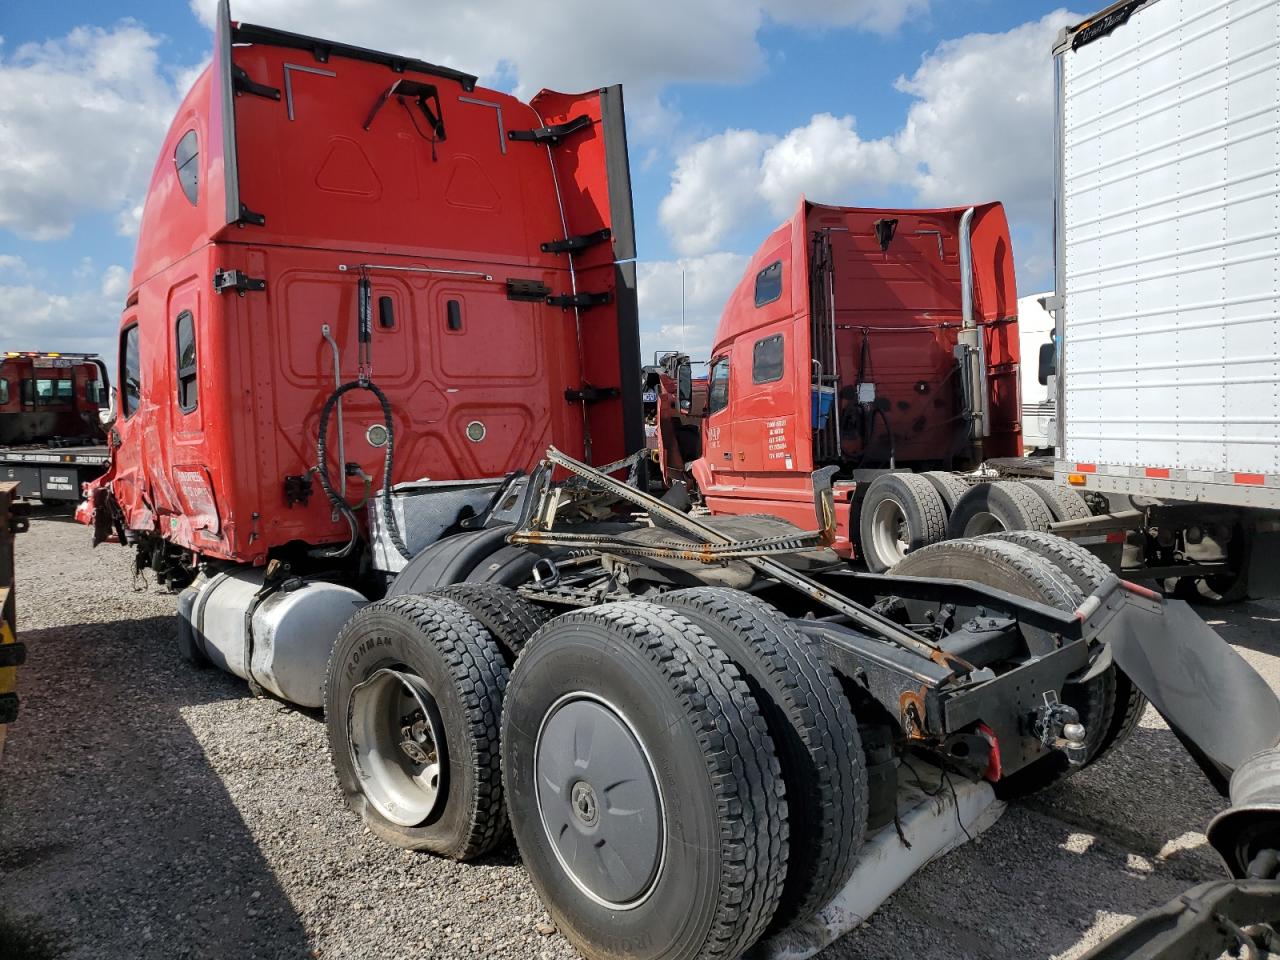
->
[1037, 342, 1056, 386]
[677, 361, 693, 415]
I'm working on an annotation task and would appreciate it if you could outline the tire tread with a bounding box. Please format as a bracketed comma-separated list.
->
[512, 601, 789, 959]
[325, 594, 510, 860]
[659, 587, 866, 927]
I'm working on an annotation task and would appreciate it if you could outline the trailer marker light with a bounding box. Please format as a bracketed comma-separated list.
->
[1144, 467, 1170, 479]
[1105, 532, 1126, 544]
[1067, 473, 1087, 486]
[1235, 473, 1265, 486]
[1074, 463, 1096, 473]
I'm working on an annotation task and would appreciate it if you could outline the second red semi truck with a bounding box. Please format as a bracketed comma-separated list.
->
[72, 4, 1280, 959]
[657, 200, 1035, 572]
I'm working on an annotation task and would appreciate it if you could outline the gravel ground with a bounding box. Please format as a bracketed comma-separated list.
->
[2, 514, 1277, 960]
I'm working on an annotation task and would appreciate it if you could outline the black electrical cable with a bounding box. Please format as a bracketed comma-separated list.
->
[874, 405, 897, 467]
[314, 378, 413, 561]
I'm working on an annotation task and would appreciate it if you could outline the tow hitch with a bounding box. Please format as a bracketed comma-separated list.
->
[1035, 693, 1087, 765]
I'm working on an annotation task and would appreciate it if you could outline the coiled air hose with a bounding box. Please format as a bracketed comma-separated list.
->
[314, 378, 412, 561]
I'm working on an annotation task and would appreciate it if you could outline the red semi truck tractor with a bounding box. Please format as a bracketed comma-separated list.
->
[662, 202, 1046, 571]
[77, 5, 1280, 960]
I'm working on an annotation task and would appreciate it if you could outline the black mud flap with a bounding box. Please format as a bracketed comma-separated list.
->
[1101, 588, 1280, 793]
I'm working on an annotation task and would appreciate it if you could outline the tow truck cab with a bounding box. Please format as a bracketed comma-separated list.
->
[682, 201, 1022, 556]
[0, 353, 108, 447]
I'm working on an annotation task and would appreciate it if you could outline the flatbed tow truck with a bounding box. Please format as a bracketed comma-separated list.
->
[70, 3, 1280, 958]
[0, 351, 109, 505]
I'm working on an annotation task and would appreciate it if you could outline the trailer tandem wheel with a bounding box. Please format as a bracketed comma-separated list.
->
[502, 601, 789, 960]
[324, 595, 509, 859]
[891, 539, 1117, 798]
[858, 473, 948, 573]
[656, 587, 868, 930]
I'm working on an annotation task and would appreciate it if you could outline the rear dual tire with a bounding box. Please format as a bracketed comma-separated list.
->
[978, 530, 1147, 767]
[858, 473, 948, 573]
[656, 587, 867, 930]
[891, 538, 1119, 798]
[945, 480, 1055, 539]
[503, 601, 790, 960]
[325, 595, 510, 860]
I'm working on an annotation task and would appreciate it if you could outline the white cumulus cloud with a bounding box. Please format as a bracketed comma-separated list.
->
[658, 9, 1080, 268]
[659, 130, 778, 257]
[0, 24, 196, 241]
[759, 113, 905, 217]
[190, 0, 930, 136]
[637, 252, 751, 361]
[0, 258, 127, 360]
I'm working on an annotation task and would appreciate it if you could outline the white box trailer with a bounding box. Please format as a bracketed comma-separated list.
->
[1050, 0, 1280, 600]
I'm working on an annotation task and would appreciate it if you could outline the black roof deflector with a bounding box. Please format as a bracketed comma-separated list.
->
[231, 21, 479, 92]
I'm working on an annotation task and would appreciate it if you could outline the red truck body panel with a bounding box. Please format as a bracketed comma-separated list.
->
[86, 5, 640, 564]
[693, 200, 1020, 554]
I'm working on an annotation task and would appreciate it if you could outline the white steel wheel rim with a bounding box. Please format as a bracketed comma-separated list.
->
[347, 667, 446, 827]
[533, 692, 666, 911]
[871, 496, 912, 564]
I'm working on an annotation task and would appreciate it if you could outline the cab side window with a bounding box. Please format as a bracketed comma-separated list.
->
[707, 356, 730, 414]
[752, 334, 784, 384]
[754, 261, 783, 307]
[121, 324, 141, 418]
[174, 130, 199, 206]
[0, 380, 8, 404]
[175, 311, 197, 413]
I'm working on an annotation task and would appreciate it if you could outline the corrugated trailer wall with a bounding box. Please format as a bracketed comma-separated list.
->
[1055, 0, 1280, 505]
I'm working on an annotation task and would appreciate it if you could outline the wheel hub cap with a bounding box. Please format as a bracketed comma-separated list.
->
[347, 668, 446, 827]
[571, 781, 600, 826]
[535, 695, 664, 909]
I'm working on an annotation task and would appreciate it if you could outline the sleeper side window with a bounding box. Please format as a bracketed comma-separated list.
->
[121, 324, 141, 419]
[707, 356, 731, 415]
[754, 261, 783, 307]
[0, 380, 9, 404]
[752, 334, 785, 384]
[174, 130, 200, 206]
[175, 311, 197, 413]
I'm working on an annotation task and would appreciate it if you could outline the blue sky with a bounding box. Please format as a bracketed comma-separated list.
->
[0, 1, 1083, 359]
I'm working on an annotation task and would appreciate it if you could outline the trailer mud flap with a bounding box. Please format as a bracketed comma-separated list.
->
[1101, 590, 1280, 792]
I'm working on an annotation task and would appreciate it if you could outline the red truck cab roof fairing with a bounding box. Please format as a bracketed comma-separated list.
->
[90, 1, 641, 564]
